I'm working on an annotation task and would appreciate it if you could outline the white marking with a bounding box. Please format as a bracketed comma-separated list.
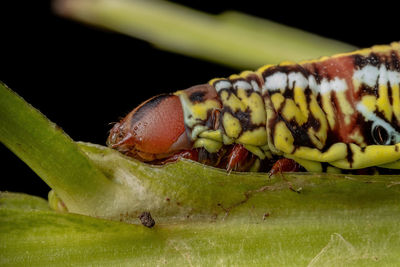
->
[250, 80, 261, 92]
[353, 65, 379, 87]
[308, 75, 319, 95]
[353, 64, 400, 89]
[288, 72, 308, 89]
[330, 77, 348, 92]
[263, 71, 348, 95]
[233, 80, 252, 90]
[263, 72, 287, 93]
[215, 80, 232, 92]
[313, 77, 347, 95]
[378, 65, 388, 86]
[388, 70, 400, 87]
[357, 103, 400, 145]
[319, 78, 330, 94]
[177, 94, 197, 128]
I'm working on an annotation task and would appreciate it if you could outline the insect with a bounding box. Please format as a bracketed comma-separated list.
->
[108, 42, 400, 174]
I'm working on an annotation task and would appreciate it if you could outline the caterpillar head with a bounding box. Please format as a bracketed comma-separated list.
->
[107, 94, 191, 161]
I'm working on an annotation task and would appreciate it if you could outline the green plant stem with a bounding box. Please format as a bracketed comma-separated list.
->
[54, 0, 357, 69]
[2, 190, 400, 266]
[0, 82, 121, 217]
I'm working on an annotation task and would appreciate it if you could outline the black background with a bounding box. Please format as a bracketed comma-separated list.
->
[1, 1, 398, 199]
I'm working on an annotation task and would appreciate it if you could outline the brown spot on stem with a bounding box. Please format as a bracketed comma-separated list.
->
[138, 212, 155, 228]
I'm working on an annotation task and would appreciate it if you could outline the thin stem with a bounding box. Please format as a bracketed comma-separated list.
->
[0, 82, 118, 216]
[54, 0, 357, 69]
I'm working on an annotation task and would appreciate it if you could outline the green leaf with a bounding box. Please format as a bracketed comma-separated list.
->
[54, 0, 357, 69]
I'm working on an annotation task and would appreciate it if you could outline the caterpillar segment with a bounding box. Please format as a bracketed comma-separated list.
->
[108, 42, 400, 174]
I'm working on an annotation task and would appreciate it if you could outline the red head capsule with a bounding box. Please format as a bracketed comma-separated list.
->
[107, 94, 191, 161]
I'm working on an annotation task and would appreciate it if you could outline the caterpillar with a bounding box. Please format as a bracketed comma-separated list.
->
[108, 42, 400, 174]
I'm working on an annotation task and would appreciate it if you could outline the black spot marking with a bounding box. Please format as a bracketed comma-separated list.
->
[391, 51, 400, 71]
[236, 109, 250, 123]
[321, 162, 329, 172]
[354, 52, 391, 70]
[354, 55, 365, 69]
[354, 54, 379, 69]
[368, 53, 380, 66]
[306, 115, 321, 132]
[324, 130, 342, 149]
[388, 81, 393, 106]
[288, 119, 314, 148]
[189, 91, 206, 103]
[346, 144, 354, 168]
[354, 114, 374, 146]
[283, 87, 294, 98]
[359, 83, 378, 97]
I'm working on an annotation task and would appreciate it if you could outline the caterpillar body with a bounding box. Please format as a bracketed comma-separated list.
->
[108, 42, 400, 174]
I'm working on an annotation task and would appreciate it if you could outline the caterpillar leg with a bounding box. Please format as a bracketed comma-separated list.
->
[269, 158, 300, 177]
[226, 144, 249, 172]
[161, 149, 199, 164]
